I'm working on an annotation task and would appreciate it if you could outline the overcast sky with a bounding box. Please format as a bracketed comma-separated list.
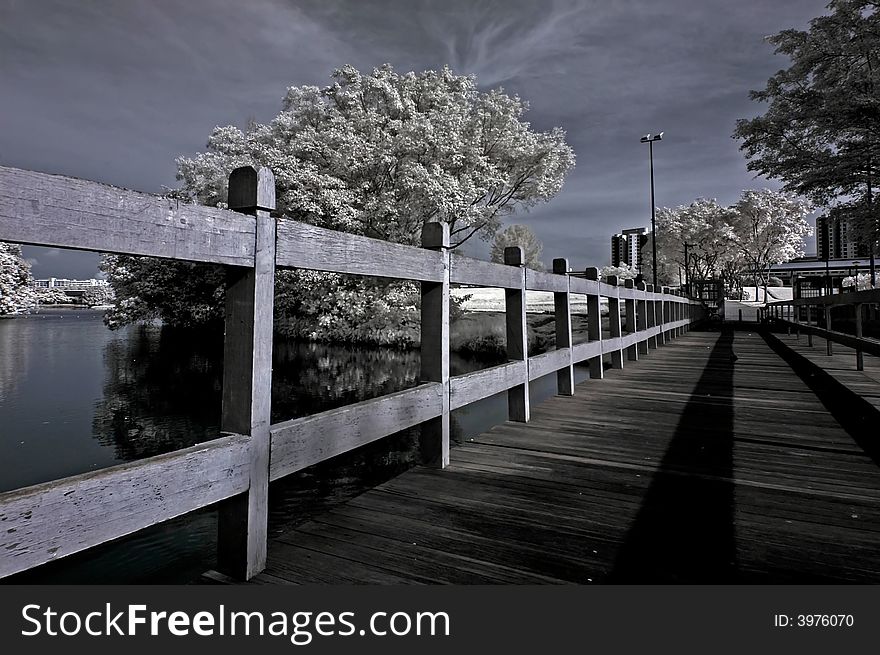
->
[2, 0, 829, 278]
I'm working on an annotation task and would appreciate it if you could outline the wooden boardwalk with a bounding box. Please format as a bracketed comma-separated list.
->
[226, 327, 880, 584]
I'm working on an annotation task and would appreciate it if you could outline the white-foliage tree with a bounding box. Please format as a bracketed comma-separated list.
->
[599, 264, 639, 280]
[82, 285, 115, 307]
[842, 272, 872, 291]
[104, 64, 575, 344]
[34, 287, 72, 305]
[729, 189, 813, 291]
[0, 242, 36, 315]
[654, 199, 737, 286]
[489, 224, 544, 270]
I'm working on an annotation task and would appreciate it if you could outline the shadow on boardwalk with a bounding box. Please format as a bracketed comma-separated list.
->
[608, 326, 738, 582]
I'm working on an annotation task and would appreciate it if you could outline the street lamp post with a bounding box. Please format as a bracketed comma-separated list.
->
[641, 132, 663, 289]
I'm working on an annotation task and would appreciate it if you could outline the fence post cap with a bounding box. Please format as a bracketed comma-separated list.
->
[552, 258, 569, 274]
[228, 166, 275, 213]
[605, 275, 619, 286]
[504, 246, 524, 266]
[584, 267, 599, 281]
[421, 221, 450, 248]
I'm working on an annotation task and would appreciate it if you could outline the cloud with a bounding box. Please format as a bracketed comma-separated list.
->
[2, 0, 832, 275]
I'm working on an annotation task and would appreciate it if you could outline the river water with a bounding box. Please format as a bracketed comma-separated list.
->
[0, 309, 588, 583]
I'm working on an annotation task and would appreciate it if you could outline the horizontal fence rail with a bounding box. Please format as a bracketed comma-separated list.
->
[764, 289, 880, 370]
[0, 164, 702, 580]
[0, 166, 257, 266]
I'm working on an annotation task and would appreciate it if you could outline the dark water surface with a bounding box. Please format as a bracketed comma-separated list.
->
[0, 309, 587, 583]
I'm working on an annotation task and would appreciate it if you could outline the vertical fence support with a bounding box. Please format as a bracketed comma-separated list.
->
[807, 304, 813, 347]
[825, 305, 833, 355]
[217, 166, 276, 581]
[553, 258, 574, 395]
[662, 287, 672, 341]
[606, 275, 624, 370]
[646, 284, 658, 349]
[855, 303, 864, 371]
[660, 290, 668, 343]
[674, 293, 682, 336]
[625, 279, 638, 361]
[585, 267, 604, 379]
[637, 282, 649, 354]
[505, 247, 529, 421]
[420, 221, 450, 467]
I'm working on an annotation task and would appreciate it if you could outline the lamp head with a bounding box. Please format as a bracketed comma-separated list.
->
[640, 135, 650, 142]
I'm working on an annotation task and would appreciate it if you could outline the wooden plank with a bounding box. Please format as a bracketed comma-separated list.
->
[528, 348, 573, 381]
[607, 275, 624, 369]
[275, 220, 444, 282]
[216, 167, 276, 580]
[449, 361, 527, 410]
[526, 268, 568, 293]
[585, 267, 604, 379]
[597, 280, 620, 298]
[248, 329, 880, 585]
[553, 258, 574, 395]
[0, 165, 255, 265]
[775, 320, 880, 358]
[571, 339, 602, 364]
[505, 247, 529, 422]
[0, 435, 250, 579]
[770, 288, 880, 307]
[269, 383, 444, 480]
[637, 283, 650, 355]
[624, 279, 639, 362]
[420, 222, 451, 468]
[601, 336, 623, 354]
[450, 253, 522, 288]
[568, 276, 599, 296]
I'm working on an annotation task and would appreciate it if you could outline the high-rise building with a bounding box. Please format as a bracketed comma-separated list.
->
[816, 215, 864, 259]
[610, 227, 648, 271]
[611, 234, 627, 267]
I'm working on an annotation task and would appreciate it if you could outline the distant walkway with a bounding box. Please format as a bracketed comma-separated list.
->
[217, 328, 880, 584]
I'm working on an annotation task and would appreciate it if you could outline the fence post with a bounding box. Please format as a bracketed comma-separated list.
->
[585, 267, 604, 379]
[637, 281, 649, 354]
[505, 247, 529, 421]
[677, 293, 682, 334]
[624, 279, 638, 361]
[606, 275, 624, 369]
[855, 303, 864, 371]
[420, 221, 450, 467]
[217, 165, 276, 581]
[824, 305, 833, 355]
[807, 304, 813, 347]
[662, 287, 672, 341]
[553, 258, 574, 395]
[646, 284, 659, 349]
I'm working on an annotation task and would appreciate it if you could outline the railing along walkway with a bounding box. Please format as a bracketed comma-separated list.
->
[0, 165, 697, 580]
[210, 327, 880, 584]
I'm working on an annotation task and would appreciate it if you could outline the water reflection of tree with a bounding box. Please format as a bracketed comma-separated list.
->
[92, 329, 428, 460]
[271, 340, 420, 423]
[0, 320, 28, 402]
[92, 326, 223, 460]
